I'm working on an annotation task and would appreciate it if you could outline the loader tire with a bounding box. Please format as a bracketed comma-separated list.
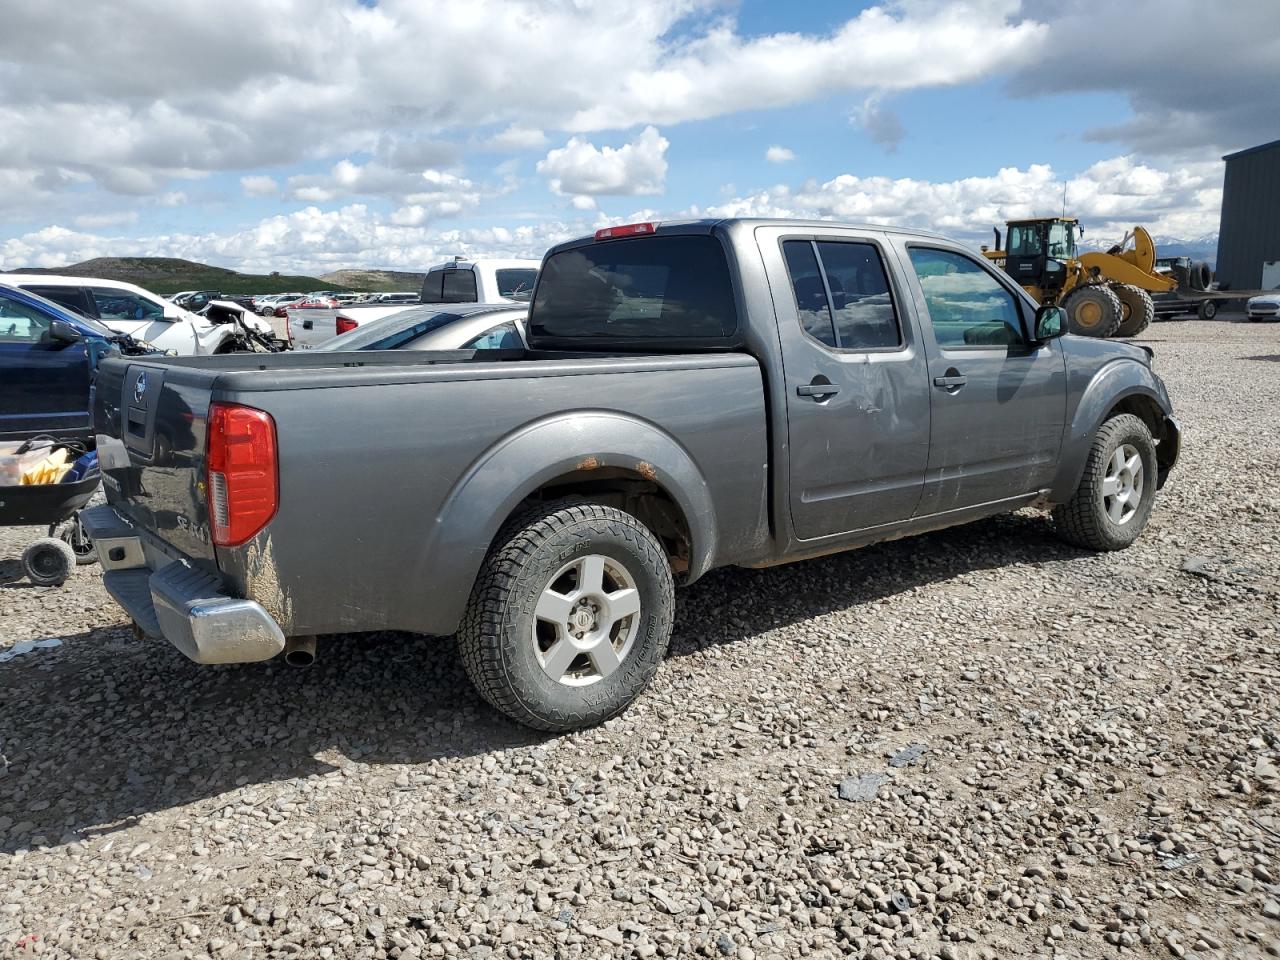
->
[1052, 414, 1157, 552]
[458, 500, 675, 732]
[1111, 284, 1155, 338]
[1063, 285, 1122, 338]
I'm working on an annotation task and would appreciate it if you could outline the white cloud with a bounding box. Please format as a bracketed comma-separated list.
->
[851, 95, 905, 151]
[765, 146, 795, 164]
[538, 126, 669, 196]
[570, 195, 598, 211]
[483, 125, 549, 152]
[695, 155, 1224, 244]
[156, 191, 188, 207]
[241, 175, 279, 197]
[72, 211, 139, 229]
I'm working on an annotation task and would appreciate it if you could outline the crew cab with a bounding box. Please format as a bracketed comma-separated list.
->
[83, 219, 1181, 731]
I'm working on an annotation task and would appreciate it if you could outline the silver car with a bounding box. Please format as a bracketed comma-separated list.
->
[314, 303, 526, 352]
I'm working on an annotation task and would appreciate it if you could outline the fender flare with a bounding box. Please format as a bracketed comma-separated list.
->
[1048, 359, 1172, 502]
[414, 411, 719, 634]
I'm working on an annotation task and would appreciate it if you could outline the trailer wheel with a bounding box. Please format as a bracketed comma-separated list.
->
[1111, 284, 1154, 338]
[1063, 285, 1122, 337]
[50, 514, 97, 565]
[22, 537, 78, 587]
[1198, 300, 1218, 320]
[458, 500, 675, 732]
[1052, 414, 1157, 551]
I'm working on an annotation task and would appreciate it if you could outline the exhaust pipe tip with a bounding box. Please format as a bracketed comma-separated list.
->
[283, 635, 317, 667]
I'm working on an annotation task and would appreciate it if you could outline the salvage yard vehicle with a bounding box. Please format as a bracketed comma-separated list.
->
[1247, 293, 1280, 321]
[420, 257, 540, 304]
[3, 274, 278, 355]
[317, 304, 526, 351]
[83, 218, 1181, 731]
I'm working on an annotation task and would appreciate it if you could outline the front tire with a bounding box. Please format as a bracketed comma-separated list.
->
[1198, 300, 1218, 320]
[1052, 414, 1157, 551]
[458, 501, 675, 732]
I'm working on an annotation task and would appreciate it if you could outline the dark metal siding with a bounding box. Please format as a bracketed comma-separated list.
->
[1216, 141, 1280, 290]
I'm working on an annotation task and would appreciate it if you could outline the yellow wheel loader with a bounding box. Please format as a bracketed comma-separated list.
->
[983, 218, 1176, 338]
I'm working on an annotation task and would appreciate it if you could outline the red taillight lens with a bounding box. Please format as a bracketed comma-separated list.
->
[594, 222, 656, 240]
[206, 403, 278, 547]
[336, 315, 358, 335]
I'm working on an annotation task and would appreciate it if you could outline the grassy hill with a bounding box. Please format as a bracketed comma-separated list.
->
[319, 268, 425, 293]
[6, 257, 351, 295]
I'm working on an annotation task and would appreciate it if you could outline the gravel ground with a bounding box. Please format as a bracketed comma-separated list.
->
[2, 318, 1278, 960]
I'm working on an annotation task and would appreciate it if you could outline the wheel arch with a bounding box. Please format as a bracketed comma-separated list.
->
[415, 411, 717, 635]
[1048, 359, 1176, 502]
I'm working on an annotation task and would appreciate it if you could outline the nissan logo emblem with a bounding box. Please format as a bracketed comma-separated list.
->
[134, 372, 148, 404]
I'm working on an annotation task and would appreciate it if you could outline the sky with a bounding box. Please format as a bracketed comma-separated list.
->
[0, 0, 1275, 276]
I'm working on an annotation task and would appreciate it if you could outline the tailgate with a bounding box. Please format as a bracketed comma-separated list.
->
[95, 357, 218, 562]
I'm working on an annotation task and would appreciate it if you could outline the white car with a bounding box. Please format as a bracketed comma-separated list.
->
[316, 304, 526, 352]
[1, 274, 276, 354]
[420, 257, 540, 305]
[1246, 292, 1280, 322]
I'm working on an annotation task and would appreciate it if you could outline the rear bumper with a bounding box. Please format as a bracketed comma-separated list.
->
[80, 504, 285, 665]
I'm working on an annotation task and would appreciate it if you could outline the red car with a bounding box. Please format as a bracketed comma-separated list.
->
[290, 296, 338, 310]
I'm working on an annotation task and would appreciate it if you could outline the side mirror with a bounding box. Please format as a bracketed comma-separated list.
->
[1033, 304, 1067, 341]
[45, 319, 84, 345]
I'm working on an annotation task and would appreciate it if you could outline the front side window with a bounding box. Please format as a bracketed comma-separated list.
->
[1007, 224, 1042, 257]
[529, 235, 738, 345]
[90, 288, 165, 322]
[0, 294, 52, 342]
[23, 285, 93, 317]
[782, 239, 901, 350]
[495, 268, 537, 302]
[907, 247, 1025, 348]
[440, 269, 478, 303]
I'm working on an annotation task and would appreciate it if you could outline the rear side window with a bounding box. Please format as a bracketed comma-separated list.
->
[461, 321, 521, 350]
[529, 235, 738, 346]
[495, 268, 537, 302]
[782, 240, 901, 349]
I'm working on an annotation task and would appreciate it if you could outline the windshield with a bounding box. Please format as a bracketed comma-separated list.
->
[496, 268, 538, 302]
[529, 235, 738, 346]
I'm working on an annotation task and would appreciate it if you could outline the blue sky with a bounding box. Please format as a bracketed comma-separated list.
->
[0, 0, 1270, 274]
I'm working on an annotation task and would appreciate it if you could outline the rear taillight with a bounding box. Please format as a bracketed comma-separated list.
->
[205, 403, 278, 547]
[594, 222, 656, 240]
[336, 315, 358, 335]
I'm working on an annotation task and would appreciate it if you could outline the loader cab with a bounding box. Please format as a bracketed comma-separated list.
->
[1003, 218, 1079, 297]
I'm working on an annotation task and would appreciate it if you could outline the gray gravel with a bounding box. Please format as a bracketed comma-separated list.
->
[2, 317, 1278, 959]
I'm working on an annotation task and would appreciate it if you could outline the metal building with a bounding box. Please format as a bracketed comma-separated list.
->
[1216, 139, 1280, 291]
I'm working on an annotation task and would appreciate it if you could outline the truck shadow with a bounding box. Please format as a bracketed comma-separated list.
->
[0, 512, 1086, 854]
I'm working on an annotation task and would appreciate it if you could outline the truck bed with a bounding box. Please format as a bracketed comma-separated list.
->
[94, 348, 769, 637]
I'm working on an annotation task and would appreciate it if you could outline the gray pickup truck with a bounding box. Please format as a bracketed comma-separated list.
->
[84, 218, 1181, 731]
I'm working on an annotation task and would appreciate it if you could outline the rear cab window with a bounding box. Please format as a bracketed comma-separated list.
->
[528, 234, 739, 349]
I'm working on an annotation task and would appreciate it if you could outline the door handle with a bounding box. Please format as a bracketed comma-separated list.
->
[797, 382, 839, 398]
[932, 375, 967, 388]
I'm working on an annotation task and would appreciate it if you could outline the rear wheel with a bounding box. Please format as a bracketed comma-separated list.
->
[458, 501, 675, 731]
[1063, 285, 1122, 337]
[1111, 284, 1155, 338]
[1198, 300, 1218, 320]
[1052, 414, 1157, 551]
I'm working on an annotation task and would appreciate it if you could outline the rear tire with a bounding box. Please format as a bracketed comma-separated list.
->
[1052, 414, 1157, 551]
[1063, 285, 1122, 338]
[22, 537, 77, 586]
[1111, 284, 1154, 338]
[458, 501, 675, 732]
[1198, 300, 1218, 320]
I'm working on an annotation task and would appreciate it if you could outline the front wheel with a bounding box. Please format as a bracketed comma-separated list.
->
[1052, 414, 1157, 551]
[1198, 300, 1218, 320]
[458, 501, 675, 731]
